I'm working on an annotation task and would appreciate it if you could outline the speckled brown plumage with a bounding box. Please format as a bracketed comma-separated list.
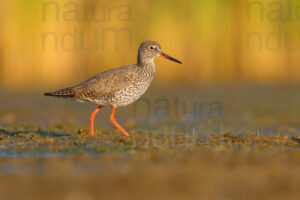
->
[45, 64, 155, 107]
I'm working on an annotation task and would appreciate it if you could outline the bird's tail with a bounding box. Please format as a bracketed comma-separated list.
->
[44, 87, 75, 98]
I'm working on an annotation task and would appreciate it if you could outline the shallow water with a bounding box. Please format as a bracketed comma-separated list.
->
[0, 85, 300, 200]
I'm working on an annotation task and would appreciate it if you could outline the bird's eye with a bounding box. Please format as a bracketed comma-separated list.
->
[149, 46, 155, 50]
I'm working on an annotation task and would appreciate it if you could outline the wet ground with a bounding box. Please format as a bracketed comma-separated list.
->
[0, 84, 300, 200]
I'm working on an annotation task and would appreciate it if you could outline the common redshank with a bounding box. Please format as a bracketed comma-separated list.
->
[44, 40, 182, 136]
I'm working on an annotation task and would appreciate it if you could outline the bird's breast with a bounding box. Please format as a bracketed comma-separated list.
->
[112, 74, 154, 107]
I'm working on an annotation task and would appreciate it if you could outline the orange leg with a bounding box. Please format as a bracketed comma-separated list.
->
[110, 106, 129, 136]
[90, 106, 102, 136]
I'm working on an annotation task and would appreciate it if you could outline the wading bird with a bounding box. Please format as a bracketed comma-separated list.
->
[44, 40, 182, 136]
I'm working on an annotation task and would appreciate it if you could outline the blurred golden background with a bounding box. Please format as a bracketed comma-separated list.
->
[1, 0, 300, 91]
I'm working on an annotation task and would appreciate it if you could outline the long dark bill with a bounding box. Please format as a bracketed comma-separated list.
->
[159, 52, 182, 64]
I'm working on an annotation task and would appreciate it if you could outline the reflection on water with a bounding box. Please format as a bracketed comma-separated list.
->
[0, 85, 300, 159]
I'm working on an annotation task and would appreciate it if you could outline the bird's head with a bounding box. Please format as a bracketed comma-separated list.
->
[138, 40, 182, 64]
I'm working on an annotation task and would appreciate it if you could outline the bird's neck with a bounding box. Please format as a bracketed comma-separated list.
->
[137, 54, 156, 71]
[137, 59, 156, 76]
[137, 58, 154, 65]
